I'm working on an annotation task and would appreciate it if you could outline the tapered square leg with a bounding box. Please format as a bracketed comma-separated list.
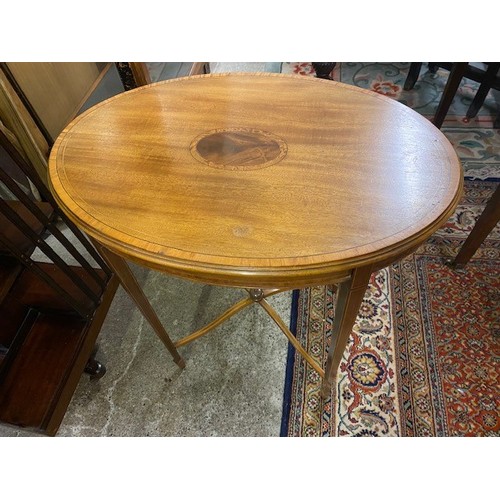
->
[93, 242, 185, 369]
[321, 265, 373, 399]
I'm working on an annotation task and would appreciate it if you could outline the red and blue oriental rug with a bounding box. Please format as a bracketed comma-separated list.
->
[280, 63, 500, 437]
[282, 180, 499, 437]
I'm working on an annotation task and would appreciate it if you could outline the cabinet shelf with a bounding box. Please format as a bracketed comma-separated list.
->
[0, 263, 118, 434]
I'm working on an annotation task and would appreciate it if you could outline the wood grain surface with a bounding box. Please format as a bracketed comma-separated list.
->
[48, 73, 463, 288]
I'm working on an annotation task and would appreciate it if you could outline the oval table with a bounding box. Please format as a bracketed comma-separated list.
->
[48, 73, 463, 399]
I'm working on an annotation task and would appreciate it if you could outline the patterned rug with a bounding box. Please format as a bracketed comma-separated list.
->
[283, 62, 500, 127]
[281, 63, 500, 437]
[283, 63, 500, 182]
[282, 180, 499, 437]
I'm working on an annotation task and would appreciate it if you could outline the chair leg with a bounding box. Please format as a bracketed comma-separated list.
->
[466, 62, 500, 119]
[428, 62, 440, 74]
[404, 62, 422, 90]
[311, 63, 336, 80]
[433, 62, 469, 128]
[449, 183, 500, 268]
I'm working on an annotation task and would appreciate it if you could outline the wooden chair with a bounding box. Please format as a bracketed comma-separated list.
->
[404, 62, 500, 128]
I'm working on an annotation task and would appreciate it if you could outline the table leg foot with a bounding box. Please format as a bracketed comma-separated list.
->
[445, 258, 465, 270]
[320, 379, 332, 400]
[85, 346, 107, 380]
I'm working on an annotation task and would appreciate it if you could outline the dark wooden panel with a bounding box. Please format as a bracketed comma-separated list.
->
[0, 311, 87, 430]
[0, 200, 53, 256]
[0, 267, 118, 434]
[0, 257, 22, 304]
[9, 262, 103, 313]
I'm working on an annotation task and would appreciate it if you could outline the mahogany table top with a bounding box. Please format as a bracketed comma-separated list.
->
[48, 73, 463, 287]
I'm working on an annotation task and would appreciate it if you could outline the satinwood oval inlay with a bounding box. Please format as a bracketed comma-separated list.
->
[190, 127, 287, 170]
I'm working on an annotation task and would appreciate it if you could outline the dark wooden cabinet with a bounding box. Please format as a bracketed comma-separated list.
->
[0, 129, 118, 436]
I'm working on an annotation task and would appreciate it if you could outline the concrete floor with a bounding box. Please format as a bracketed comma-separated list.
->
[0, 263, 291, 437]
[0, 62, 291, 437]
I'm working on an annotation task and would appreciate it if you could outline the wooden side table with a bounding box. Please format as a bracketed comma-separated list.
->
[48, 73, 463, 399]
